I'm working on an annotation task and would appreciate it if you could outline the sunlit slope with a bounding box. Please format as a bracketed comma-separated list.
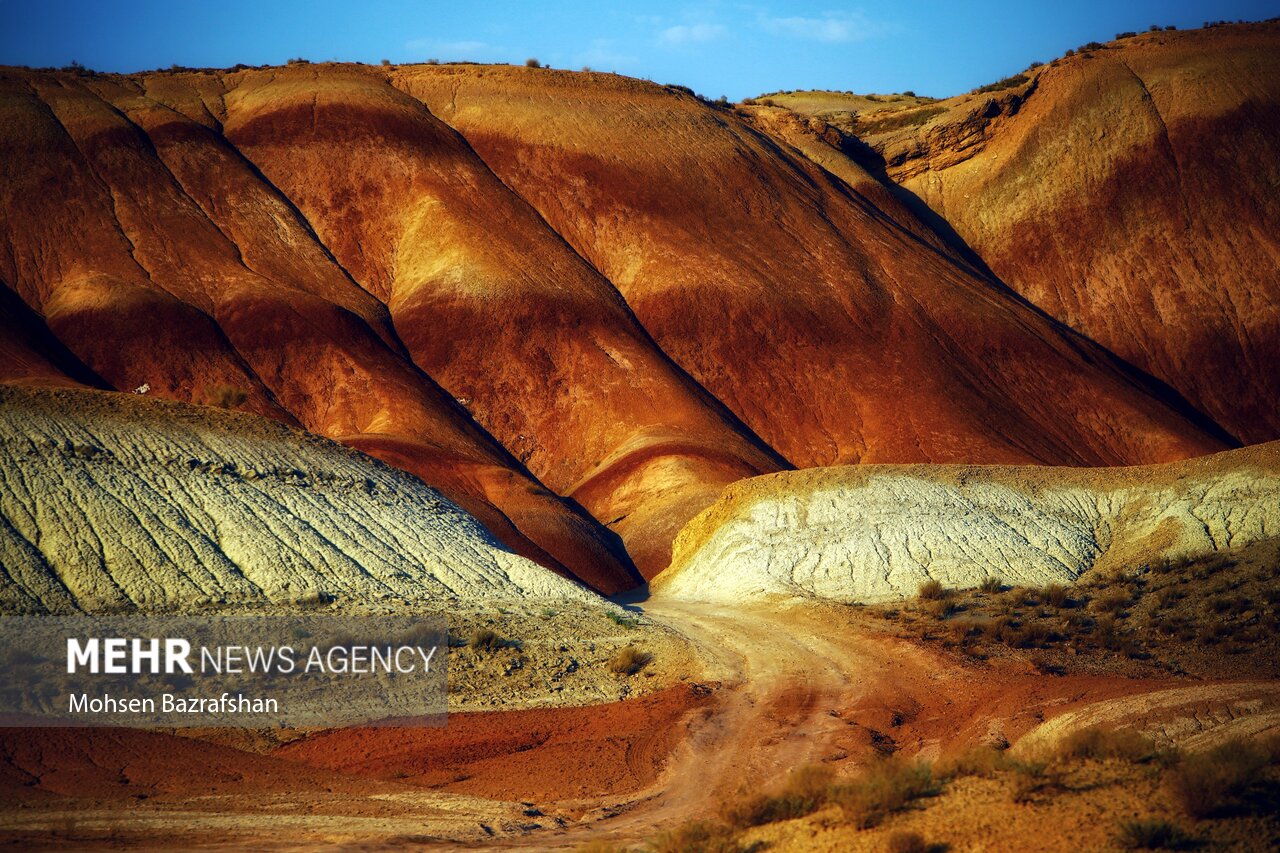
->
[0, 386, 596, 613]
[659, 442, 1280, 603]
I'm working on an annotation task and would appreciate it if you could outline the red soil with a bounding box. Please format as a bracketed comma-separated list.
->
[273, 683, 713, 802]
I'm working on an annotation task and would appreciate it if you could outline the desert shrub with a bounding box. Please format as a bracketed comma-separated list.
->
[1081, 41, 1104, 50]
[204, 383, 248, 409]
[917, 579, 946, 600]
[649, 820, 744, 853]
[921, 598, 959, 619]
[525, 57, 541, 68]
[606, 610, 639, 628]
[944, 745, 1008, 778]
[1040, 584, 1070, 608]
[1116, 31, 1138, 39]
[1010, 759, 1064, 803]
[1058, 726, 1153, 762]
[1092, 589, 1131, 614]
[726, 764, 834, 827]
[287, 57, 310, 65]
[1115, 818, 1195, 850]
[855, 106, 946, 135]
[469, 628, 506, 652]
[1166, 738, 1271, 818]
[886, 830, 931, 853]
[609, 645, 652, 676]
[974, 72, 1029, 94]
[902, 90, 917, 97]
[979, 576, 1004, 593]
[834, 758, 937, 828]
[380, 58, 391, 66]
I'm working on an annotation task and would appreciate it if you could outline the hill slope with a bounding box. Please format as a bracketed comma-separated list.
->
[772, 23, 1280, 445]
[394, 64, 1223, 470]
[0, 50, 1262, 578]
[658, 442, 1280, 603]
[0, 385, 594, 613]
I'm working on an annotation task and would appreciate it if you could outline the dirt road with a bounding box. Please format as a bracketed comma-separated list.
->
[3, 596, 1275, 850]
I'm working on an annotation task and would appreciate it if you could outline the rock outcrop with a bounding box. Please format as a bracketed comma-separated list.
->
[658, 442, 1280, 604]
[0, 68, 636, 590]
[0, 385, 596, 613]
[3, 38, 1270, 580]
[395, 64, 1224, 470]
[776, 23, 1280, 446]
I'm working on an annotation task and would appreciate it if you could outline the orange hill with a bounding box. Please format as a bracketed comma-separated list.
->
[3, 28, 1268, 581]
[780, 22, 1280, 447]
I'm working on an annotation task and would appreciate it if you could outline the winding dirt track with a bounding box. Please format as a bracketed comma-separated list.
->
[2, 597, 1275, 851]
[487, 598, 938, 851]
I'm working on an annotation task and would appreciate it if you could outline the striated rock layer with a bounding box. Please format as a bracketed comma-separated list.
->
[394, 64, 1224, 471]
[0, 385, 596, 613]
[1, 43, 1264, 579]
[658, 442, 1280, 604]
[816, 23, 1280, 446]
[0, 67, 636, 590]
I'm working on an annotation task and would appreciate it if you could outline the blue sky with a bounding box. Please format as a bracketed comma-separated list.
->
[2, 1, 1278, 99]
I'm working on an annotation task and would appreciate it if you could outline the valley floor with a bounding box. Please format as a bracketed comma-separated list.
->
[1, 596, 1277, 851]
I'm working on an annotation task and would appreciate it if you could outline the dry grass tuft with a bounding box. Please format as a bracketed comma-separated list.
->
[917, 579, 947, 600]
[1166, 738, 1273, 818]
[1114, 818, 1196, 850]
[833, 758, 938, 828]
[468, 629, 506, 653]
[649, 821, 746, 853]
[1057, 725, 1154, 763]
[608, 645, 653, 676]
[725, 764, 834, 828]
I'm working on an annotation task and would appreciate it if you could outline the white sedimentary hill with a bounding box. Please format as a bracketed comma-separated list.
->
[0, 386, 597, 613]
[657, 444, 1280, 604]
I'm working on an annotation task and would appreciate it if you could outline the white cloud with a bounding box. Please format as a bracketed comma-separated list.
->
[758, 11, 882, 43]
[404, 38, 495, 59]
[658, 23, 727, 47]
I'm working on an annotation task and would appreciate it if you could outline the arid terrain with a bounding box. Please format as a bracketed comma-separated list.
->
[1, 18, 1278, 853]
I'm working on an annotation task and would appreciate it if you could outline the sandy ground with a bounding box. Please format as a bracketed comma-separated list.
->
[0, 595, 1276, 850]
